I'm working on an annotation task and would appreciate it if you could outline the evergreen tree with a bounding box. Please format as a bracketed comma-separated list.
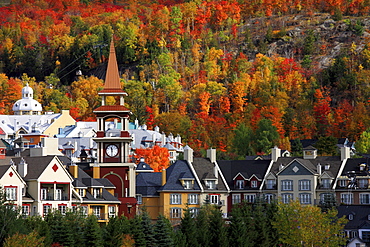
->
[209, 207, 229, 247]
[103, 215, 130, 247]
[229, 202, 256, 247]
[195, 206, 211, 247]
[153, 214, 174, 247]
[24, 216, 52, 246]
[253, 202, 278, 246]
[0, 189, 27, 245]
[83, 215, 103, 247]
[45, 210, 70, 246]
[141, 210, 156, 247]
[291, 138, 303, 156]
[130, 215, 146, 247]
[254, 119, 279, 154]
[232, 123, 255, 157]
[314, 135, 338, 156]
[180, 208, 198, 247]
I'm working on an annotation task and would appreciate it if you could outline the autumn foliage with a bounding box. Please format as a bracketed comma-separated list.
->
[1, 0, 370, 155]
[134, 145, 170, 172]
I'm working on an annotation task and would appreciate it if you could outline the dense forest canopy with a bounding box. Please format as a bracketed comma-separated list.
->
[1, 0, 370, 156]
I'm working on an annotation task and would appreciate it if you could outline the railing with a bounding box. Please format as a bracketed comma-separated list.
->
[96, 131, 130, 138]
[42, 193, 69, 201]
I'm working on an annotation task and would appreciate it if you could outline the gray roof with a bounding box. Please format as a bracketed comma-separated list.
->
[136, 161, 154, 172]
[161, 160, 201, 191]
[11, 156, 57, 179]
[0, 165, 11, 178]
[337, 205, 370, 230]
[218, 159, 271, 189]
[192, 158, 227, 191]
[136, 172, 162, 196]
[270, 156, 342, 178]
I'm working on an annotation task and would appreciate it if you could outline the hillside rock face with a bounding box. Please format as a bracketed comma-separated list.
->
[240, 13, 370, 70]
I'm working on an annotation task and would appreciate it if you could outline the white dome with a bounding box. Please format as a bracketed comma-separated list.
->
[12, 84, 42, 114]
[22, 84, 33, 99]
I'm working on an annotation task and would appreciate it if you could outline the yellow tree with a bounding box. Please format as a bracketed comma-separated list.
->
[70, 75, 104, 120]
[273, 200, 347, 247]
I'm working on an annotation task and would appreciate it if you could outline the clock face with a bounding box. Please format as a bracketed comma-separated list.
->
[106, 144, 119, 157]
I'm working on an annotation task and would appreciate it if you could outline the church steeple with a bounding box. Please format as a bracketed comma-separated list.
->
[98, 37, 127, 102]
[103, 38, 121, 91]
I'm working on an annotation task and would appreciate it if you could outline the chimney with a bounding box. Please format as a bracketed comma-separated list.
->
[207, 148, 216, 163]
[317, 163, 322, 175]
[162, 168, 166, 186]
[93, 163, 100, 179]
[184, 145, 193, 163]
[341, 147, 350, 161]
[69, 164, 78, 178]
[272, 146, 281, 162]
[18, 157, 27, 177]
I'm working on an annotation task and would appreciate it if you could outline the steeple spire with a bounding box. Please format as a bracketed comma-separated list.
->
[103, 38, 121, 90]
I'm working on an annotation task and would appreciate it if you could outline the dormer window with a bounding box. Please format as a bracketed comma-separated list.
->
[79, 189, 85, 197]
[93, 188, 101, 199]
[324, 164, 330, 170]
[183, 180, 192, 189]
[348, 214, 353, 220]
[251, 180, 258, 188]
[236, 180, 244, 189]
[205, 180, 216, 189]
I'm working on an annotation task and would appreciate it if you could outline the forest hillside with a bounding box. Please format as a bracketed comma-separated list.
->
[1, 0, 370, 157]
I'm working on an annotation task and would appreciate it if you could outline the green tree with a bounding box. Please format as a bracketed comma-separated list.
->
[355, 128, 370, 154]
[0, 189, 27, 245]
[209, 207, 229, 247]
[83, 215, 103, 247]
[254, 118, 279, 154]
[24, 216, 52, 246]
[141, 210, 156, 247]
[153, 214, 174, 247]
[180, 208, 198, 247]
[231, 123, 255, 157]
[103, 215, 131, 247]
[291, 138, 303, 156]
[130, 215, 146, 247]
[195, 206, 212, 247]
[314, 136, 338, 156]
[272, 200, 347, 247]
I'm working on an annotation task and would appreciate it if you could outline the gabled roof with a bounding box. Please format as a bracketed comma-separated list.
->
[192, 158, 228, 191]
[11, 156, 60, 179]
[337, 205, 370, 230]
[161, 160, 201, 191]
[218, 159, 271, 189]
[136, 160, 154, 172]
[340, 157, 368, 177]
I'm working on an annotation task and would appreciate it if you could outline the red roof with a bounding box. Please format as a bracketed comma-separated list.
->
[93, 105, 130, 112]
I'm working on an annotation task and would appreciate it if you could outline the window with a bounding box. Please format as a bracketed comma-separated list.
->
[108, 206, 116, 217]
[360, 194, 370, 204]
[232, 194, 241, 204]
[339, 180, 347, 187]
[341, 193, 353, 204]
[40, 188, 47, 200]
[362, 231, 370, 242]
[209, 194, 219, 204]
[264, 194, 274, 203]
[251, 180, 258, 188]
[189, 208, 200, 218]
[359, 179, 368, 189]
[55, 189, 62, 200]
[79, 189, 85, 197]
[188, 194, 199, 204]
[244, 194, 256, 203]
[81, 206, 88, 216]
[92, 206, 101, 219]
[5, 187, 17, 201]
[136, 195, 142, 205]
[183, 180, 192, 189]
[299, 193, 311, 204]
[170, 208, 182, 218]
[58, 204, 67, 215]
[235, 180, 244, 189]
[43, 204, 52, 216]
[170, 194, 181, 204]
[93, 188, 101, 199]
[22, 205, 30, 217]
[266, 179, 275, 189]
[282, 193, 293, 204]
[281, 180, 293, 191]
[205, 180, 216, 189]
[299, 180, 311, 191]
[321, 179, 331, 189]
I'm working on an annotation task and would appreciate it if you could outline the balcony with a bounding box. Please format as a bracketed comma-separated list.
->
[42, 193, 69, 201]
[96, 131, 130, 138]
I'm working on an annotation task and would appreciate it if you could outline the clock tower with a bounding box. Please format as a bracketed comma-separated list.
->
[92, 38, 136, 218]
